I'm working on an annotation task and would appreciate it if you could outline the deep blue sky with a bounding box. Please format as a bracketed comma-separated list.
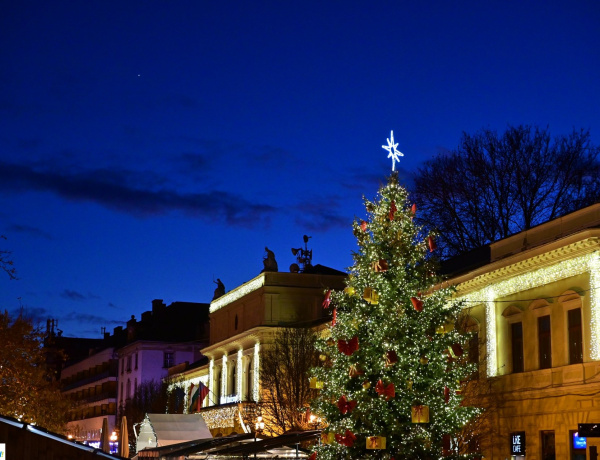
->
[1, 1, 599, 337]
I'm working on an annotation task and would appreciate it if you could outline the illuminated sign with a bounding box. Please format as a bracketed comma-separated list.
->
[573, 432, 587, 449]
[510, 431, 526, 455]
[0, 443, 5, 458]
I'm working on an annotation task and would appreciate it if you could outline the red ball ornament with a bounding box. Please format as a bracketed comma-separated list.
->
[360, 220, 368, 232]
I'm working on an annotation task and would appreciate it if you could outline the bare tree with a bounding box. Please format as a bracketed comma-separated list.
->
[413, 125, 600, 257]
[260, 327, 319, 435]
[1, 235, 17, 280]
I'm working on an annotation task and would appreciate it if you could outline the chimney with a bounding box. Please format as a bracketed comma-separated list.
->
[152, 299, 166, 314]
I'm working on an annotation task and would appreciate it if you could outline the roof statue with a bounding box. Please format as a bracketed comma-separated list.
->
[261, 246, 278, 273]
[212, 278, 225, 300]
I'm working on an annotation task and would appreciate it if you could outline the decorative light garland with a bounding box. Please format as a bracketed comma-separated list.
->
[459, 252, 599, 376]
[220, 355, 228, 405]
[236, 349, 243, 400]
[201, 406, 240, 429]
[253, 342, 260, 402]
[210, 276, 265, 313]
[209, 359, 214, 406]
[589, 255, 600, 359]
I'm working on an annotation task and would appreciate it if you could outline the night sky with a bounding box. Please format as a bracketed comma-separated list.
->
[1, 1, 599, 337]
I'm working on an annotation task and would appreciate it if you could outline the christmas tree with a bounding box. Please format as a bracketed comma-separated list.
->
[309, 133, 480, 459]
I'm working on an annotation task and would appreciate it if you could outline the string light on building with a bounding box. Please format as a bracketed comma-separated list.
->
[236, 349, 243, 400]
[253, 342, 260, 402]
[459, 251, 600, 376]
[221, 355, 228, 405]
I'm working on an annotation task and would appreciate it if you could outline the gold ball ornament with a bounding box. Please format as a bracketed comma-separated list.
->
[344, 286, 356, 296]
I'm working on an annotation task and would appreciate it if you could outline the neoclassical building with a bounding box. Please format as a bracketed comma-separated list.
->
[172, 266, 345, 436]
[445, 203, 600, 459]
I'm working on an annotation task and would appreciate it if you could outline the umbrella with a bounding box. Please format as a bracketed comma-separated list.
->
[119, 416, 130, 458]
[100, 417, 110, 453]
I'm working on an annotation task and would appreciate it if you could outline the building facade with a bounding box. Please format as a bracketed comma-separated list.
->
[446, 204, 600, 459]
[61, 299, 209, 445]
[172, 267, 345, 436]
[61, 347, 119, 445]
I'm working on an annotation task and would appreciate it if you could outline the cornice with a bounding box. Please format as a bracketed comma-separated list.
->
[449, 232, 600, 297]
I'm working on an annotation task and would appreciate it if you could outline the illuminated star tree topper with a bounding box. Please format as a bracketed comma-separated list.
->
[382, 130, 404, 171]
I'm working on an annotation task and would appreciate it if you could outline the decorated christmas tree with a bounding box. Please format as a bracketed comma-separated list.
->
[309, 132, 480, 459]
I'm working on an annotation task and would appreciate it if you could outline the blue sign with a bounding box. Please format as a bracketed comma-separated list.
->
[574, 432, 587, 449]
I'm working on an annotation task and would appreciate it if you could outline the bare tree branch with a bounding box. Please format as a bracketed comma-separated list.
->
[413, 125, 600, 257]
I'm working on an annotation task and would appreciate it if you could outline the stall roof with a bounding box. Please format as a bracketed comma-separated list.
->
[135, 430, 321, 459]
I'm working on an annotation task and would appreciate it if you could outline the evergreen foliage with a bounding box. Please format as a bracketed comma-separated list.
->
[310, 174, 480, 459]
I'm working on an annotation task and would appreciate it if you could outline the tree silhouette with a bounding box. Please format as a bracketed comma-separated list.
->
[413, 125, 600, 257]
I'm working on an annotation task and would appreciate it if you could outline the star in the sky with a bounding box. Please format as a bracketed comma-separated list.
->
[382, 130, 404, 171]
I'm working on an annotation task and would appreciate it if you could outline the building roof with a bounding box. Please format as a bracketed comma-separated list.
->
[0, 414, 125, 460]
[136, 414, 212, 452]
[135, 430, 320, 458]
[441, 203, 600, 278]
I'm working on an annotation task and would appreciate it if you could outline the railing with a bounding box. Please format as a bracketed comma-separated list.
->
[61, 371, 117, 391]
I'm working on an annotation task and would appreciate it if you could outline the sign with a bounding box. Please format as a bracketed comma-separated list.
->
[510, 431, 526, 455]
[579, 423, 600, 437]
[573, 431, 587, 449]
[0, 443, 5, 458]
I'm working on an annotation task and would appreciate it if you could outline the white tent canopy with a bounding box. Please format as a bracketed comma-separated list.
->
[135, 413, 212, 452]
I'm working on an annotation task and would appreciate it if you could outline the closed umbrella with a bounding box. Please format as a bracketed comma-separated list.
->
[119, 416, 130, 458]
[100, 417, 110, 453]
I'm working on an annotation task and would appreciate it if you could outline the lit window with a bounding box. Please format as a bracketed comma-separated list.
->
[164, 352, 174, 368]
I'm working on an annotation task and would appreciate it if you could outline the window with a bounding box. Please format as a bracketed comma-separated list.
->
[568, 308, 583, 364]
[126, 379, 131, 400]
[164, 351, 174, 368]
[511, 322, 524, 373]
[121, 359, 124, 375]
[541, 430, 555, 460]
[126, 355, 132, 372]
[135, 353, 138, 369]
[134, 378, 138, 395]
[538, 315, 552, 369]
[120, 382, 123, 403]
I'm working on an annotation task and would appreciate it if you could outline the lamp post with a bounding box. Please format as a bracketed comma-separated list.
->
[254, 416, 265, 459]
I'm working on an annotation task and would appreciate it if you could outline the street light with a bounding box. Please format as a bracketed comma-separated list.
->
[309, 414, 321, 430]
[254, 416, 265, 459]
